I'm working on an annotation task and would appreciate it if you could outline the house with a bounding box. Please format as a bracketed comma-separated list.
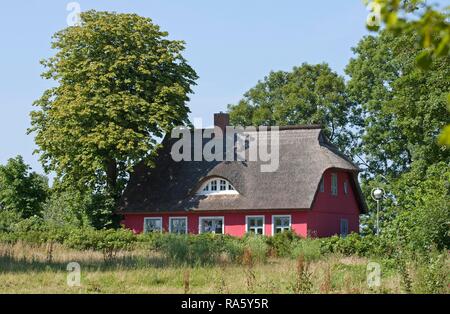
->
[118, 113, 366, 237]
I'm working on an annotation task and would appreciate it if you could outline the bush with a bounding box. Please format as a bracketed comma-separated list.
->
[156, 233, 224, 266]
[319, 233, 387, 257]
[0, 210, 22, 233]
[242, 234, 269, 263]
[413, 249, 449, 294]
[64, 227, 136, 260]
[291, 238, 322, 261]
[266, 230, 300, 257]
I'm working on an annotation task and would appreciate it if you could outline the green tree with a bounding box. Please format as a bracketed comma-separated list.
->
[29, 10, 198, 202]
[345, 29, 449, 178]
[365, 0, 450, 145]
[227, 63, 356, 153]
[0, 156, 49, 218]
[42, 186, 118, 229]
[381, 161, 450, 251]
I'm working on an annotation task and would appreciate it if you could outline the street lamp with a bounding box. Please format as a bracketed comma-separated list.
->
[371, 187, 384, 236]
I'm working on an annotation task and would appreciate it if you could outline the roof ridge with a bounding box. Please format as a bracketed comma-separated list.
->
[191, 124, 324, 131]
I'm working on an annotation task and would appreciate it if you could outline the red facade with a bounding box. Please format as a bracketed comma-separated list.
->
[122, 169, 360, 237]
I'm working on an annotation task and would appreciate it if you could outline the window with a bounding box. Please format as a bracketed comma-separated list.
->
[272, 215, 291, 234]
[246, 216, 264, 235]
[344, 180, 348, 195]
[197, 178, 238, 195]
[169, 217, 187, 234]
[199, 217, 224, 234]
[340, 219, 349, 237]
[144, 217, 162, 233]
[319, 176, 324, 192]
[331, 173, 338, 196]
[211, 180, 217, 191]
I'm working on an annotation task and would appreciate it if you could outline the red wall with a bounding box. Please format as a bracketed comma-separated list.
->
[122, 210, 308, 237]
[307, 169, 360, 237]
[121, 169, 361, 238]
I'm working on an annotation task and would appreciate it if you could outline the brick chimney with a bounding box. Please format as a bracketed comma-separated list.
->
[214, 112, 229, 135]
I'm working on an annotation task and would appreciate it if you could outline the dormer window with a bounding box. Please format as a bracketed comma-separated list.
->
[197, 177, 238, 195]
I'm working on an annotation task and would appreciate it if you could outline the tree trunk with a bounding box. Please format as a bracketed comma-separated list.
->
[106, 158, 118, 202]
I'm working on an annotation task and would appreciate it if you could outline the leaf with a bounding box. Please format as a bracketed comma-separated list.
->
[416, 50, 432, 70]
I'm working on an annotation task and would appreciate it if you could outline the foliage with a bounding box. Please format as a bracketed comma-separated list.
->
[381, 162, 450, 252]
[64, 227, 136, 261]
[413, 249, 449, 294]
[266, 229, 301, 257]
[0, 156, 49, 218]
[42, 186, 119, 229]
[227, 63, 356, 153]
[290, 254, 313, 294]
[0, 209, 22, 233]
[319, 233, 388, 257]
[365, 1, 450, 147]
[29, 10, 198, 200]
[365, 0, 449, 67]
[346, 29, 449, 178]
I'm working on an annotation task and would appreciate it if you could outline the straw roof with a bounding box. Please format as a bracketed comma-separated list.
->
[118, 126, 367, 213]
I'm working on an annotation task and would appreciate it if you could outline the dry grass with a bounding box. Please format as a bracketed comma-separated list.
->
[0, 242, 409, 294]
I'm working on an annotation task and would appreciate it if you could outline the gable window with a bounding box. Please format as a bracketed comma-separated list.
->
[319, 176, 324, 192]
[340, 218, 349, 237]
[272, 215, 291, 234]
[199, 217, 224, 234]
[197, 177, 238, 195]
[144, 217, 162, 233]
[331, 173, 338, 196]
[246, 216, 264, 235]
[211, 180, 217, 191]
[219, 179, 227, 191]
[344, 180, 349, 195]
[169, 217, 187, 234]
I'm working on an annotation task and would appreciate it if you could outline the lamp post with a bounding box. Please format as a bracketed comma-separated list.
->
[371, 188, 384, 236]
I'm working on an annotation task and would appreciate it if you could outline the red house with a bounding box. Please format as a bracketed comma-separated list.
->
[119, 113, 366, 237]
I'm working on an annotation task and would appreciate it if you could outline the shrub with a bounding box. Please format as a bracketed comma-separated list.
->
[222, 236, 244, 263]
[319, 233, 386, 257]
[291, 238, 322, 261]
[413, 249, 449, 294]
[95, 228, 136, 261]
[0, 210, 22, 232]
[242, 234, 269, 263]
[64, 227, 136, 260]
[266, 230, 300, 257]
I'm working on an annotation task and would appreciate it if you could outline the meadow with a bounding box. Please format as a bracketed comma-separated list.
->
[0, 233, 447, 294]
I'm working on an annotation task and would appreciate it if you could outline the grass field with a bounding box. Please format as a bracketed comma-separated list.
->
[0, 241, 413, 294]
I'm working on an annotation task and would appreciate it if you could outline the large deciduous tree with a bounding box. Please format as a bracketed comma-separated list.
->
[227, 63, 356, 154]
[345, 29, 449, 178]
[29, 10, 198, 201]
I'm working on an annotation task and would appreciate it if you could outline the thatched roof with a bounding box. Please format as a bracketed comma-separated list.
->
[118, 126, 367, 213]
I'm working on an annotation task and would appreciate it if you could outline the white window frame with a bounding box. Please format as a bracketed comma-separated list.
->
[245, 215, 265, 235]
[198, 216, 225, 234]
[169, 217, 188, 234]
[143, 217, 163, 233]
[331, 173, 338, 196]
[272, 215, 291, 235]
[197, 178, 238, 196]
[340, 218, 349, 237]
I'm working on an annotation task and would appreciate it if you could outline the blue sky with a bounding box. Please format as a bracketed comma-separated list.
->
[0, 0, 374, 176]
